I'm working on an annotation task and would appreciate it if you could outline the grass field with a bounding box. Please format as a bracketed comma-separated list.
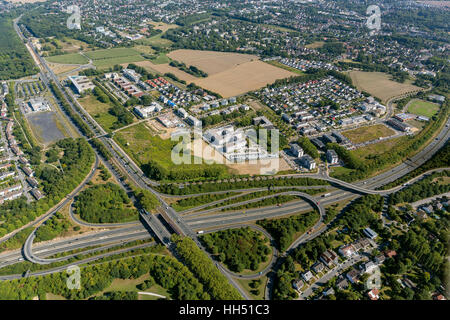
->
[150, 52, 170, 64]
[84, 48, 140, 60]
[139, 33, 173, 48]
[407, 99, 440, 118]
[342, 124, 396, 144]
[147, 21, 179, 32]
[305, 41, 325, 49]
[265, 60, 305, 75]
[78, 95, 118, 132]
[114, 123, 174, 168]
[99, 273, 171, 300]
[45, 53, 89, 65]
[349, 71, 421, 103]
[353, 136, 406, 160]
[237, 277, 267, 300]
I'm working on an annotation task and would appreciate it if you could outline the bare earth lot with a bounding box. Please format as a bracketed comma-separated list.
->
[349, 71, 421, 103]
[194, 60, 296, 97]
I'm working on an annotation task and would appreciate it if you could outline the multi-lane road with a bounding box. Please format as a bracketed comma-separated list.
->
[2, 15, 448, 300]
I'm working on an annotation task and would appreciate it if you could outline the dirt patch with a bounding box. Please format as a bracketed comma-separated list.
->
[48, 63, 79, 75]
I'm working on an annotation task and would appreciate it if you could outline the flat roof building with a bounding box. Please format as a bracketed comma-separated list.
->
[69, 76, 95, 94]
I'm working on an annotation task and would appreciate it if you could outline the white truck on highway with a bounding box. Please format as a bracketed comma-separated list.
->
[197, 230, 204, 235]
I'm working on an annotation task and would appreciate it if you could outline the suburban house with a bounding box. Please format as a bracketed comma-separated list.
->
[320, 249, 339, 267]
[375, 254, 386, 265]
[339, 244, 356, 258]
[346, 269, 361, 284]
[292, 279, 305, 291]
[367, 288, 380, 300]
[312, 261, 325, 274]
[301, 271, 314, 282]
[335, 277, 349, 290]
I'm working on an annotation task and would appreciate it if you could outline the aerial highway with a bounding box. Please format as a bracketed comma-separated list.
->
[7, 14, 448, 301]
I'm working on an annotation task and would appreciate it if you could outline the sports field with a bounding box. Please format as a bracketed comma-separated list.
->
[342, 124, 396, 144]
[349, 71, 421, 103]
[407, 99, 440, 118]
[46, 53, 89, 65]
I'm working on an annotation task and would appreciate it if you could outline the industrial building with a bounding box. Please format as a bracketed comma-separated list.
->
[68, 76, 95, 94]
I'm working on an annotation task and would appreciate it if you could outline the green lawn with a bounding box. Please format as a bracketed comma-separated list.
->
[78, 95, 118, 132]
[114, 123, 174, 168]
[138, 33, 173, 48]
[407, 99, 440, 118]
[93, 55, 146, 69]
[237, 277, 267, 300]
[46, 53, 89, 65]
[150, 52, 170, 65]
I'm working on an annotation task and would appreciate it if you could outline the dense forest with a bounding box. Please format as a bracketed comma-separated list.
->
[74, 182, 137, 223]
[0, 253, 208, 300]
[390, 171, 450, 205]
[200, 227, 271, 273]
[35, 212, 70, 242]
[381, 206, 449, 300]
[258, 211, 319, 251]
[0, 15, 38, 80]
[172, 235, 242, 300]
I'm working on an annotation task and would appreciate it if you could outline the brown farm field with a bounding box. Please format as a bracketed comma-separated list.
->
[134, 60, 197, 83]
[138, 50, 296, 97]
[349, 71, 421, 103]
[167, 49, 259, 76]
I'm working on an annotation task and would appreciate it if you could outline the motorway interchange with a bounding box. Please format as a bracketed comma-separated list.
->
[0, 15, 448, 299]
